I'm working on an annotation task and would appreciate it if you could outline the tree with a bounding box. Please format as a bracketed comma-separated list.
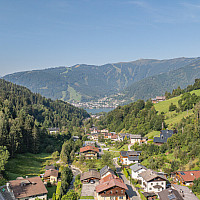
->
[0, 146, 9, 172]
[61, 190, 78, 200]
[169, 103, 177, 112]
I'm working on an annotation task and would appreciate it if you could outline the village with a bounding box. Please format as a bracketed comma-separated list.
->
[1, 124, 199, 200]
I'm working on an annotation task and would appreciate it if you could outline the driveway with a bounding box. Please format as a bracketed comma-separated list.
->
[81, 182, 99, 197]
[113, 158, 141, 200]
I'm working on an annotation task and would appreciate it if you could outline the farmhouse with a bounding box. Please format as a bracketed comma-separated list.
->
[43, 169, 59, 184]
[153, 130, 176, 145]
[80, 145, 99, 159]
[130, 134, 148, 145]
[139, 169, 167, 193]
[95, 174, 128, 200]
[80, 169, 101, 183]
[7, 176, 48, 200]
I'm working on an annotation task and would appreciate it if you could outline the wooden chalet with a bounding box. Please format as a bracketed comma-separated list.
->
[80, 145, 99, 159]
[80, 169, 101, 183]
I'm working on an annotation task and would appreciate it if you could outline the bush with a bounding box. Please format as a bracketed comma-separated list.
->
[47, 181, 52, 187]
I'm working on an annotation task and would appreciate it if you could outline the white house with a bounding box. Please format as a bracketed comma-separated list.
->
[130, 163, 147, 179]
[138, 169, 167, 193]
[130, 134, 148, 145]
[120, 151, 142, 165]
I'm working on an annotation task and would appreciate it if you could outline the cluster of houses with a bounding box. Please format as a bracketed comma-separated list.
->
[0, 165, 59, 200]
[130, 163, 199, 200]
[80, 166, 128, 200]
[151, 96, 166, 104]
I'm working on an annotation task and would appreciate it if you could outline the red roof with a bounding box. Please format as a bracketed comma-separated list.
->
[96, 174, 128, 193]
[177, 171, 200, 182]
[80, 146, 99, 153]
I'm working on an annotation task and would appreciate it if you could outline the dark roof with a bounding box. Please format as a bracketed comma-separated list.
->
[45, 165, 55, 170]
[9, 177, 48, 199]
[120, 151, 141, 157]
[100, 165, 115, 177]
[159, 188, 184, 200]
[48, 128, 59, 131]
[130, 163, 147, 172]
[80, 169, 101, 181]
[153, 129, 175, 143]
[128, 156, 140, 161]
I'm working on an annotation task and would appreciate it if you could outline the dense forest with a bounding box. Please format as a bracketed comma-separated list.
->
[0, 79, 89, 157]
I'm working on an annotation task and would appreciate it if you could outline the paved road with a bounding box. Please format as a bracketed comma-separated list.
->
[113, 158, 141, 200]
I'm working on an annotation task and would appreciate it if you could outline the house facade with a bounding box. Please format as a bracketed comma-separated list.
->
[43, 169, 59, 184]
[139, 169, 167, 193]
[130, 163, 147, 179]
[7, 177, 48, 200]
[80, 169, 101, 184]
[95, 174, 128, 200]
[120, 151, 141, 165]
[80, 146, 99, 159]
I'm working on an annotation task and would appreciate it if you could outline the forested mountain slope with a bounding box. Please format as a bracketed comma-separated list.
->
[0, 79, 89, 156]
[3, 57, 198, 102]
[122, 59, 200, 102]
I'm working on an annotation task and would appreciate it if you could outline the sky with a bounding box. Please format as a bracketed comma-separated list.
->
[0, 0, 200, 76]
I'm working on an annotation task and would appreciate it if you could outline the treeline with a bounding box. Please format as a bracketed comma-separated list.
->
[165, 78, 200, 99]
[0, 79, 89, 156]
[95, 100, 166, 136]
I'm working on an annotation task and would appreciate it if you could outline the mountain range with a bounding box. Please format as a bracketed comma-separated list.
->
[3, 57, 200, 103]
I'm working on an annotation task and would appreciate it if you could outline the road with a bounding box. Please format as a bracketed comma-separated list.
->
[68, 165, 81, 190]
[113, 158, 141, 200]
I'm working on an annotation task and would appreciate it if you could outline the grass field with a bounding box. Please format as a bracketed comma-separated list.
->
[145, 131, 160, 139]
[46, 185, 57, 198]
[5, 153, 51, 180]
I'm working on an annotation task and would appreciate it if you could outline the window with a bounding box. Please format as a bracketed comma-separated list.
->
[121, 190, 124, 194]
[158, 188, 160, 191]
[149, 188, 152, 190]
[116, 190, 118, 193]
[157, 183, 158, 185]
[119, 197, 123, 199]
[161, 182, 163, 185]
[151, 183, 153, 185]
[110, 191, 112, 194]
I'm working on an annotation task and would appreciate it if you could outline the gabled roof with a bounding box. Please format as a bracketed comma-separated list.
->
[130, 134, 142, 139]
[158, 188, 184, 200]
[9, 177, 48, 199]
[139, 169, 167, 182]
[130, 163, 147, 172]
[100, 165, 115, 177]
[80, 169, 101, 181]
[120, 151, 141, 157]
[80, 146, 99, 153]
[176, 170, 200, 182]
[96, 174, 128, 193]
[172, 184, 199, 200]
[44, 169, 59, 178]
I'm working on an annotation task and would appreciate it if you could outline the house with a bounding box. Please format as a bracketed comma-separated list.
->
[100, 165, 115, 178]
[173, 170, 200, 186]
[151, 96, 166, 104]
[80, 145, 99, 159]
[139, 169, 167, 193]
[130, 163, 147, 179]
[101, 129, 109, 134]
[72, 136, 80, 141]
[43, 169, 59, 184]
[95, 174, 128, 200]
[120, 151, 141, 165]
[83, 141, 95, 147]
[153, 130, 176, 145]
[80, 169, 101, 183]
[171, 184, 199, 200]
[7, 176, 48, 200]
[118, 133, 130, 141]
[47, 128, 60, 134]
[90, 126, 99, 134]
[130, 134, 148, 145]
[158, 188, 184, 200]
[104, 132, 117, 140]
[90, 133, 99, 141]
[142, 192, 157, 200]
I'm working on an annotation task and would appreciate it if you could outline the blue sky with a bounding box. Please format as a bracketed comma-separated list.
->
[0, 0, 200, 76]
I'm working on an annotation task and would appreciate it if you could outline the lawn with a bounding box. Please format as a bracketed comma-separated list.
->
[46, 185, 57, 198]
[5, 153, 51, 180]
[145, 130, 160, 139]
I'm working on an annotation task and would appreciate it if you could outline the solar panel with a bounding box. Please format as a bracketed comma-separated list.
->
[168, 194, 176, 200]
[180, 172, 185, 175]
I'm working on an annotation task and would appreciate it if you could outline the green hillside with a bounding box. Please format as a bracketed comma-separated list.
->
[123, 59, 200, 102]
[3, 57, 199, 102]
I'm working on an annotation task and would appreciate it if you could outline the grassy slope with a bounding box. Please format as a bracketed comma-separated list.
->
[146, 89, 200, 137]
[5, 153, 51, 180]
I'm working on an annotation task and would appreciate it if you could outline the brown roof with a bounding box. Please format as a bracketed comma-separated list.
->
[158, 188, 184, 200]
[80, 146, 99, 153]
[80, 169, 101, 181]
[139, 169, 167, 182]
[176, 171, 200, 182]
[96, 174, 128, 193]
[44, 169, 59, 178]
[9, 176, 48, 199]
